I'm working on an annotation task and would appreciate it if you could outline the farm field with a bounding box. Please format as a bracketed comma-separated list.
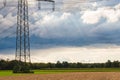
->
[0, 72, 120, 80]
[1, 68, 120, 76]
[1, 68, 120, 80]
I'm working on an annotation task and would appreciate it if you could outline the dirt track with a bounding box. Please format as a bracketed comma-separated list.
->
[0, 72, 120, 80]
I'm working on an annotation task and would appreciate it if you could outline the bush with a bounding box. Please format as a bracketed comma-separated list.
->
[13, 62, 34, 73]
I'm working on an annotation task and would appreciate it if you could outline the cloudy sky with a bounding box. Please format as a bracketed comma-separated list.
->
[0, 0, 120, 63]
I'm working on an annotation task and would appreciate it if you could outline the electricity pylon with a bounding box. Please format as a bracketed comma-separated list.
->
[16, 0, 30, 62]
[16, 0, 55, 63]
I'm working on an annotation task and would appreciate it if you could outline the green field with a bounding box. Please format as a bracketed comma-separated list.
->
[1, 68, 120, 76]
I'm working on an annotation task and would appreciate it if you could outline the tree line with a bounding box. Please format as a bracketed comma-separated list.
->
[0, 59, 120, 70]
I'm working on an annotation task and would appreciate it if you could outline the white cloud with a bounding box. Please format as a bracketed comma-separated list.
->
[0, 0, 120, 47]
[0, 12, 16, 38]
[31, 12, 83, 38]
[81, 4, 120, 24]
[0, 1, 119, 38]
[81, 10, 101, 24]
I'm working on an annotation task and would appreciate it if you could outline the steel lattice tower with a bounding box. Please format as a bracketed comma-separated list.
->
[16, 0, 30, 62]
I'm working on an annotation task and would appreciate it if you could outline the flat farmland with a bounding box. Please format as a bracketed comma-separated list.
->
[1, 68, 120, 80]
[0, 72, 120, 80]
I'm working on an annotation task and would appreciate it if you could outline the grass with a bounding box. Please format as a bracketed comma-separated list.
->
[0, 70, 28, 76]
[34, 68, 120, 74]
[1, 68, 120, 76]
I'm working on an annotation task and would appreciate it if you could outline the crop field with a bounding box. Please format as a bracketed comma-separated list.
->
[0, 68, 120, 76]
[0, 72, 120, 80]
[0, 68, 120, 80]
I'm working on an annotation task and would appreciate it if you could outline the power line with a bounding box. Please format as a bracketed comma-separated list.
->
[0, 24, 16, 36]
[0, 31, 16, 41]
[0, 0, 118, 13]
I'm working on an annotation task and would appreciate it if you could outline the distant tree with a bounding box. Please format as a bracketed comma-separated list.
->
[56, 61, 62, 68]
[112, 61, 120, 68]
[47, 63, 55, 68]
[6, 60, 19, 70]
[1, 59, 120, 70]
[76, 62, 82, 68]
[62, 61, 69, 68]
[105, 60, 112, 68]
[69, 63, 77, 68]
[39, 63, 48, 69]
[13, 61, 33, 73]
[0, 59, 7, 70]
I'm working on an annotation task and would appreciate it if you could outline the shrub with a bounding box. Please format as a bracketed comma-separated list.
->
[13, 61, 34, 73]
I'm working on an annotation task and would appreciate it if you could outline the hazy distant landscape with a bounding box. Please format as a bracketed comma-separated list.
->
[0, 59, 120, 79]
[0, 0, 120, 80]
